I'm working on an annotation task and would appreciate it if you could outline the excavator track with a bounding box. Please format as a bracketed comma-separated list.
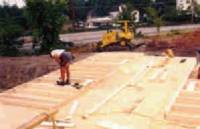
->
[96, 41, 135, 52]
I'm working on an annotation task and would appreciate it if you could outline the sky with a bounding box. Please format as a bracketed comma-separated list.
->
[0, 0, 25, 8]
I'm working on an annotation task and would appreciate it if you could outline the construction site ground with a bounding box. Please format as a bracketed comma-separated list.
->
[0, 52, 197, 129]
[1, 29, 200, 91]
[2, 29, 200, 129]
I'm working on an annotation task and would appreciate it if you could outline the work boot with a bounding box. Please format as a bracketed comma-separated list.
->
[56, 80, 65, 86]
[65, 79, 71, 85]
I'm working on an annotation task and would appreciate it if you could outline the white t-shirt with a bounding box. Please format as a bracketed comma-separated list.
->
[50, 49, 65, 59]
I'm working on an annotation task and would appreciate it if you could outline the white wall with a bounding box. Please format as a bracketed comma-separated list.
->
[195, 0, 200, 4]
[176, 0, 192, 11]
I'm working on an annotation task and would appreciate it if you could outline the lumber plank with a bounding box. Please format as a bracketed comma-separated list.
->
[17, 110, 58, 129]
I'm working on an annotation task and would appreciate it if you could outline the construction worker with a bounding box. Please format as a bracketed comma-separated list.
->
[50, 49, 74, 85]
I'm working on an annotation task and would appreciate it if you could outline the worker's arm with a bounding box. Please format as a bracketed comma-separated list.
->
[54, 58, 61, 64]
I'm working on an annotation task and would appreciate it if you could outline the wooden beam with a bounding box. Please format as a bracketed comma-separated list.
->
[17, 110, 58, 129]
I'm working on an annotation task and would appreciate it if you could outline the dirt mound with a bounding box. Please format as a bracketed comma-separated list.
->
[146, 30, 200, 56]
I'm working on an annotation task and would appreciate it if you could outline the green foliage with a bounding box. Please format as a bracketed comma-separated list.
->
[25, 0, 68, 53]
[0, 5, 24, 56]
[73, 0, 87, 20]
[163, 6, 179, 22]
[0, 5, 27, 29]
[118, 2, 135, 20]
[0, 18, 23, 56]
[146, 7, 164, 33]
[196, 4, 200, 18]
[118, 2, 137, 33]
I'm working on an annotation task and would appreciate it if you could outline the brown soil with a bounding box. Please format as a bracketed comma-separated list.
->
[0, 55, 58, 91]
[145, 29, 200, 56]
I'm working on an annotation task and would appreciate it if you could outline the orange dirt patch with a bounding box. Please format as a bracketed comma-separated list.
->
[146, 29, 200, 56]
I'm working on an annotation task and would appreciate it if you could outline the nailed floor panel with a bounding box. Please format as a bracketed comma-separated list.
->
[0, 52, 196, 129]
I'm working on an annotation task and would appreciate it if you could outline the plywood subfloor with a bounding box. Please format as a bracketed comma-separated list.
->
[0, 52, 196, 129]
[166, 79, 200, 129]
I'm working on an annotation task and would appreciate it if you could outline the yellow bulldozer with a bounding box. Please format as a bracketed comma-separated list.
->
[96, 20, 135, 51]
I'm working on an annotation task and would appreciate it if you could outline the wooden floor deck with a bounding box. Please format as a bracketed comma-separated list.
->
[0, 52, 196, 129]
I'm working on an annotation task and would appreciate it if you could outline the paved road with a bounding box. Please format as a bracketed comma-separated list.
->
[22, 24, 200, 50]
[60, 24, 200, 44]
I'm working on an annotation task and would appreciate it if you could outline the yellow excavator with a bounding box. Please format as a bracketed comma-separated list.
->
[96, 20, 134, 51]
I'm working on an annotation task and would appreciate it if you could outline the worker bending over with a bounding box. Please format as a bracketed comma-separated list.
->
[50, 49, 74, 85]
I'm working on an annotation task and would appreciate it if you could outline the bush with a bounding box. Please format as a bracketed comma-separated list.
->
[0, 18, 23, 56]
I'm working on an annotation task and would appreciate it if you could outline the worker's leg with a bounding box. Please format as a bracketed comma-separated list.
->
[60, 66, 66, 82]
[57, 66, 66, 85]
[65, 64, 70, 84]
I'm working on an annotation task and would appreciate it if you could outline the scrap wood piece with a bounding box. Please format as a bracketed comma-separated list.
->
[40, 120, 75, 128]
[66, 100, 79, 120]
[17, 113, 50, 129]
[17, 110, 58, 129]
[82, 57, 155, 119]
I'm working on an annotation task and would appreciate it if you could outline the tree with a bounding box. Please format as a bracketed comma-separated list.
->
[146, 7, 164, 33]
[196, 4, 200, 17]
[25, 0, 68, 53]
[0, 5, 24, 56]
[118, 2, 137, 33]
[0, 18, 23, 56]
[163, 6, 178, 22]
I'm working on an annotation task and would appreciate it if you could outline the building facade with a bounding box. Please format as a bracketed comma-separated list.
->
[176, 0, 200, 11]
